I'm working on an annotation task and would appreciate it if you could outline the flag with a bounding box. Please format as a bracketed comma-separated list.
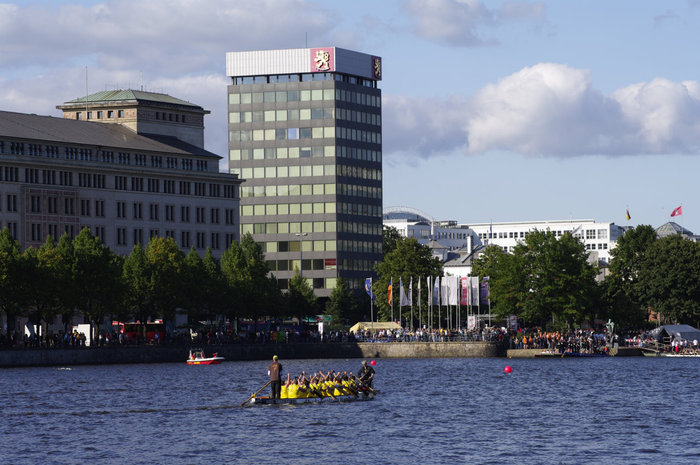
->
[387, 277, 393, 306]
[400, 277, 410, 307]
[432, 276, 440, 305]
[671, 206, 683, 217]
[448, 276, 459, 306]
[470, 277, 479, 306]
[625, 209, 631, 220]
[460, 277, 469, 306]
[441, 277, 448, 306]
[364, 278, 376, 302]
[409, 277, 413, 306]
[417, 278, 421, 305]
[480, 277, 490, 306]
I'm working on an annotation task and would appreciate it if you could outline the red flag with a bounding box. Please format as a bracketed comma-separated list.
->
[671, 206, 683, 217]
[387, 278, 393, 306]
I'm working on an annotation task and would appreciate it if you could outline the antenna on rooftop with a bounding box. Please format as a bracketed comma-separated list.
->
[140, 71, 144, 91]
[85, 66, 89, 119]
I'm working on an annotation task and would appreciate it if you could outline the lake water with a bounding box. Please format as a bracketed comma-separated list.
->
[2, 356, 700, 465]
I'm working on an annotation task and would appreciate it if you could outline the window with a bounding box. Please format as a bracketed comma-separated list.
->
[133, 202, 143, 219]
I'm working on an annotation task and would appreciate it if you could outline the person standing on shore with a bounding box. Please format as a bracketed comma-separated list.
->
[268, 355, 283, 399]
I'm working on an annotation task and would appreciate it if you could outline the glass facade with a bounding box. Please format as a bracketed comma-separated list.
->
[228, 71, 382, 297]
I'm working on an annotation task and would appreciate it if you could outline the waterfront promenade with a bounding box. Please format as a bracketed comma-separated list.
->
[0, 341, 503, 368]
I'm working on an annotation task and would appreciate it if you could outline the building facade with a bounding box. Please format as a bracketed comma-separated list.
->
[0, 91, 241, 257]
[468, 219, 626, 264]
[226, 47, 383, 296]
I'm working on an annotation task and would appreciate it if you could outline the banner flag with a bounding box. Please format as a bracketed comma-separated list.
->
[388, 277, 393, 306]
[432, 276, 440, 305]
[400, 277, 410, 307]
[418, 277, 421, 306]
[441, 277, 448, 306]
[364, 278, 376, 302]
[625, 209, 631, 221]
[480, 277, 490, 306]
[671, 206, 683, 217]
[409, 277, 413, 306]
[460, 277, 469, 306]
[470, 277, 479, 306]
[448, 276, 459, 306]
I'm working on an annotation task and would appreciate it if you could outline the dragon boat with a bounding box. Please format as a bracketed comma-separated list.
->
[247, 390, 378, 406]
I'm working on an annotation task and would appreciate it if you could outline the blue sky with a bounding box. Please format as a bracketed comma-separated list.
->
[2, 0, 700, 231]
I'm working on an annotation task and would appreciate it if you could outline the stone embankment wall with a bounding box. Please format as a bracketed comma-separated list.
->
[0, 342, 502, 368]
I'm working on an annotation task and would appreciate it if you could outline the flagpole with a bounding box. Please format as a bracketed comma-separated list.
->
[410, 277, 413, 332]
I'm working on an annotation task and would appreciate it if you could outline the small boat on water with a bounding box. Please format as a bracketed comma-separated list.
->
[186, 349, 224, 365]
[248, 390, 378, 406]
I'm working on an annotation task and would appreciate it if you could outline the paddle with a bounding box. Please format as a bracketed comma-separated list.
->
[240, 380, 272, 407]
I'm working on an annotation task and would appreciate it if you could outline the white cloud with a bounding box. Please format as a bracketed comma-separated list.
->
[402, 0, 547, 47]
[0, 0, 335, 74]
[383, 63, 700, 158]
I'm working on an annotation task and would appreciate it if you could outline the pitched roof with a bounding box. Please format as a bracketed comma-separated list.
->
[0, 111, 219, 159]
[62, 89, 203, 109]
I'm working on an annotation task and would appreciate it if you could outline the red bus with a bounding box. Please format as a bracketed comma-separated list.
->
[114, 321, 165, 343]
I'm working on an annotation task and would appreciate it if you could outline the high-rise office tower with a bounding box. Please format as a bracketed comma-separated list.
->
[226, 47, 383, 297]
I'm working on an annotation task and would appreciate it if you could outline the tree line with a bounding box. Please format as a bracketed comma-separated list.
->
[375, 225, 700, 331]
[470, 225, 700, 330]
[0, 227, 359, 337]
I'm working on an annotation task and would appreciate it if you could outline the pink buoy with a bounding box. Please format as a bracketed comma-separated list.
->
[370, 360, 376, 366]
[504, 366, 512, 374]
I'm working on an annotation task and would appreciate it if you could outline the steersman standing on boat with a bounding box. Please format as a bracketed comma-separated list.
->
[268, 355, 283, 400]
[358, 360, 375, 388]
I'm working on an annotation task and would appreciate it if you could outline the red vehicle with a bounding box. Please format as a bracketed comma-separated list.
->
[114, 321, 165, 343]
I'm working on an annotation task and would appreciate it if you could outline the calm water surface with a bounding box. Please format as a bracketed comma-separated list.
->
[2, 356, 700, 465]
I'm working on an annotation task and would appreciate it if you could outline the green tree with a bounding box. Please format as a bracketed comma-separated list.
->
[637, 234, 700, 325]
[220, 233, 281, 320]
[285, 267, 317, 322]
[72, 228, 123, 340]
[382, 225, 403, 256]
[144, 236, 186, 322]
[602, 225, 657, 328]
[24, 236, 68, 333]
[325, 277, 358, 326]
[474, 230, 598, 328]
[375, 238, 443, 325]
[122, 244, 153, 324]
[0, 229, 29, 334]
[472, 245, 525, 320]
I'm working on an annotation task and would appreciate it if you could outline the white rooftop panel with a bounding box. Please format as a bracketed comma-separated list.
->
[226, 47, 381, 80]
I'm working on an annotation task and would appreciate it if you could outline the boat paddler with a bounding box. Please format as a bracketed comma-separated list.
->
[358, 360, 375, 388]
[268, 355, 283, 399]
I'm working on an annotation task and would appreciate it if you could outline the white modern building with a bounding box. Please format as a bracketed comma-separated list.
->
[383, 206, 477, 252]
[468, 219, 626, 264]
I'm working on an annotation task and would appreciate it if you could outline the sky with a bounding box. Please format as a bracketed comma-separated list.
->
[2, 0, 700, 232]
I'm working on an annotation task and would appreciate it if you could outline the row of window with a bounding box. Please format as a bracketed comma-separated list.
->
[274, 277, 338, 292]
[229, 107, 380, 126]
[235, 164, 382, 182]
[75, 109, 124, 120]
[241, 202, 336, 217]
[21, 221, 237, 252]
[477, 228, 609, 241]
[240, 182, 381, 200]
[228, 87, 380, 108]
[241, 218, 381, 237]
[8, 193, 236, 227]
[252, 239, 382, 256]
[154, 111, 188, 124]
[230, 145, 381, 164]
[0, 165, 237, 199]
[0, 141, 207, 172]
[232, 71, 377, 89]
[229, 126, 381, 145]
[266, 258, 338, 272]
